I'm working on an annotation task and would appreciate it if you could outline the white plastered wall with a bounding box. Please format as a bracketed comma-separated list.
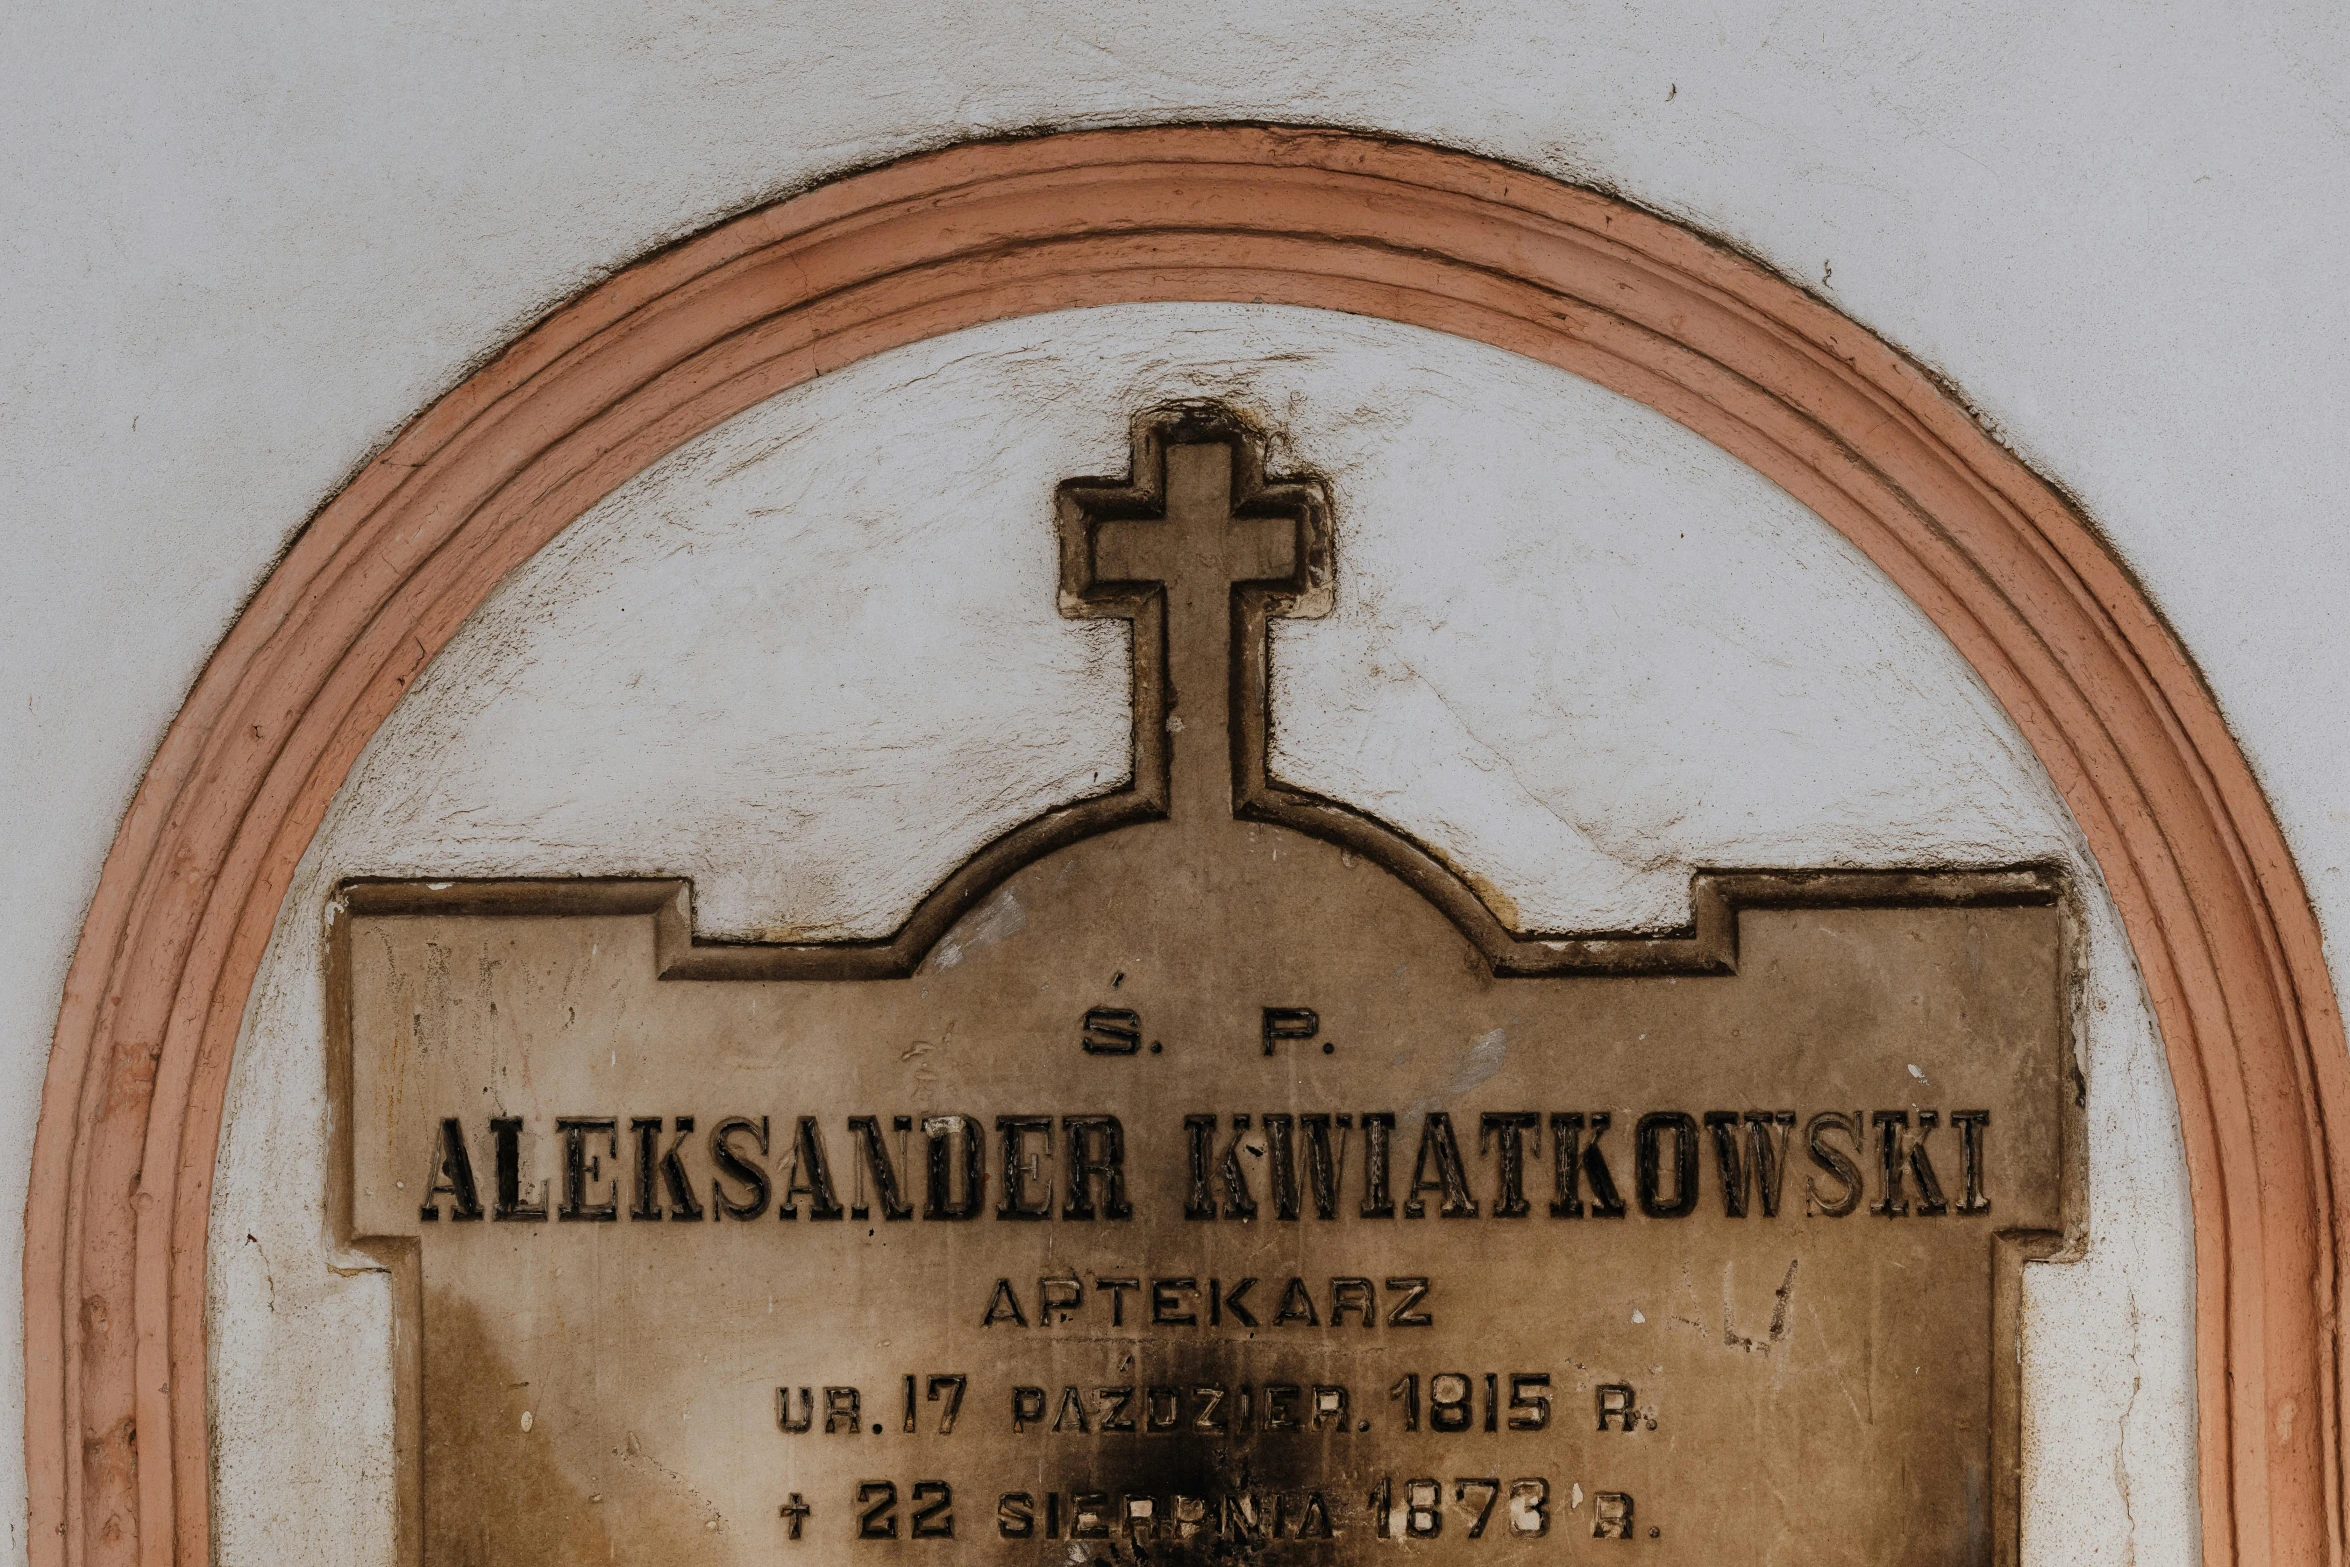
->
[212, 307, 2194, 1563]
[9, 4, 2345, 1562]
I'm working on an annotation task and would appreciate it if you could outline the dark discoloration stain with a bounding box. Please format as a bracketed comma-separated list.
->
[425, 1290, 615, 1567]
[426, 1289, 732, 1564]
[1004, 1346, 1359, 1567]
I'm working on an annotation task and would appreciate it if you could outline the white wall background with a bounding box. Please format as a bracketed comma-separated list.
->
[7, 3, 2344, 1561]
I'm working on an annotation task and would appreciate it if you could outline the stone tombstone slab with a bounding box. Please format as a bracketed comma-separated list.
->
[336, 406, 2079, 1567]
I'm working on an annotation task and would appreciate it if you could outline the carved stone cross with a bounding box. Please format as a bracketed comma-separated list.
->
[1084, 433, 1318, 820]
[1057, 403, 1332, 830]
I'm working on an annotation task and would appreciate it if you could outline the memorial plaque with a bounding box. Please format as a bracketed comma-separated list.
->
[336, 406, 2078, 1567]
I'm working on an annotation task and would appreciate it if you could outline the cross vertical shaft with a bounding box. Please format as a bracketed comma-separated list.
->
[1092, 440, 1301, 824]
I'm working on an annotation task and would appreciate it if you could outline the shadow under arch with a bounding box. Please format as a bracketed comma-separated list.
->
[25, 123, 2343, 1567]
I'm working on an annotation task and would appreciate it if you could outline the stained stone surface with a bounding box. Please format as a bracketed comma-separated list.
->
[340, 423, 2075, 1566]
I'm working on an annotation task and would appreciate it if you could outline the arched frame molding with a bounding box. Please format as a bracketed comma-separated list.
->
[24, 124, 2346, 1567]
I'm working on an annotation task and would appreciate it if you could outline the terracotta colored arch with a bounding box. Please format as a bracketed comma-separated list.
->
[25, 124, 2345, 1567]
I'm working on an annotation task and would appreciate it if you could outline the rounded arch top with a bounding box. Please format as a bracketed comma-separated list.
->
[25, 123, 2345, 1567]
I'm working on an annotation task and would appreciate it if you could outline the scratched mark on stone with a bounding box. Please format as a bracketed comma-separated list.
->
[929, 888, 1026, 971]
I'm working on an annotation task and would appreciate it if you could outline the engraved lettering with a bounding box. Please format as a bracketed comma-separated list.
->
[1312, 1385, 1350, 1430]
[1508, 1479, 1550, 1537]
[1096, 1276, 1140, 1325]
[856, 1480, 897, 1538]
[420, 1116, 482, 1223]
[1805, 1110, 1865, 1217]
[1060, 1115, 1132, 1220]
[1037, 1275, 1083, 1325]
[780, 1116, 844, 1221]
[1385, 1276, 1434, 1327]
[489, 1117, 549, 1221]
[1271, 1277, 1320, 1327]
[1480, 1111, 1540, 1218]
[1745, 1108, 1796, 1217]
[1183, 1113, 1216, 1220]
[555, 1117, 618, 1222]
[626, 1117, 661, 1221]
[1596, 1383, 1639, 1432]
[1871, 1110, 1912, 1217]
[994, 1115, 1053, 1220]
[707, 1115, 771, 1220]
[1153, 1278, 1199, 1326]
[341, 412, 2075, 1565]
[1263, 1113, 1300, 1218]
[1211, 1115, 1257, 1219]
[1264, 1384, 1301, 1430]
[1359, 1111, 1397, 1217]
[1550, 1112, 1628, 1218]
[1261, 1006, 1319, 1055]
[1405, 1111, 1479, 1218]
[1403, 1478, 1441, 1537]
[640, 1115, 704, 1221]
[847, 1115, 914, 1222]
[1636, 1110, 1699, 1218]
[910, 1481, 953, 1539]
[1706, 1109, 1796, 1218]
[1081, 1007, 1142, 1055]
[1457, 1478, 1500, 1537]
[1508, 1373, 1552, 1430]
[981, 1280, 1028, 1328]
[925, 1375, 966, 1434]
[1907, 1109, 1952, 1215]
[1954, 1109, 1993, 1214]
[1428, 1373, 1471, 1432]
[1300, 1112, 1348, 1218]
[922, 1114, 984, 1221]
